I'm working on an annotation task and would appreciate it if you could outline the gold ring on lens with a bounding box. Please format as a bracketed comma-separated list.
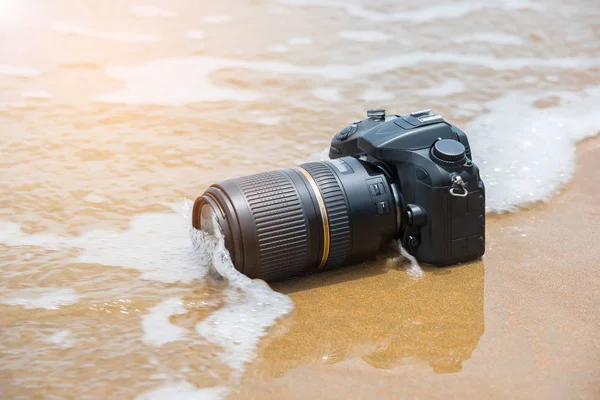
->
[297, 167, 330, 270]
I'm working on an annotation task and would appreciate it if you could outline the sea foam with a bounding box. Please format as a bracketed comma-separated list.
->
[279, 0, 545, 22]
[0, 65, 40, 78]
[52, 22, 157, 43]
[136, 382, 226, 400]
[0, 201, 293, 393]
[131, 6, 177, 18]
[0, 287, 79, 309]
[142, 297, 188, 346]
[468, 87, 600, 212]
[96, 53, 600, 105]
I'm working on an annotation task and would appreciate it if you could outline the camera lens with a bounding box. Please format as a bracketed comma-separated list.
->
[192, 156, 399, 282]
[200, 204, 219, 237]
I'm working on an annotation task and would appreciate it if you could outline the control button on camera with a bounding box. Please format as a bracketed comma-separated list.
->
[329, 146, 342, 155]
[335, 124, 358, 141]
[416, 168, 428, 180]
[376, 201, 389, 214]
[369, 182, 386, 196]
[369, 184, 380, 196]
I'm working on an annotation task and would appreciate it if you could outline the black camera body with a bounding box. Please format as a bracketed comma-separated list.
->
[329, 109, 485, 265]
[194, 108, 485, 282]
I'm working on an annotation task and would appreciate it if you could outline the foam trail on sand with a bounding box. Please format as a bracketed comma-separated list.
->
[0, 203, 211, 283]
[201, 15, 232, 23]
[142, 297, 188, 346]
[468, 87, 600, 212]
[453, 32, 525, 45]
[136, 382, 227, 400]
[187, 31, 206, 40]
[279, 0, 545, 22]
[0, 65, 40, 78]
[360, 89, 395, 102]
[0, 201, 293, 393]
[131, 6, 176, 18]
[312, 87, 344, 102]
[96, 53, 600, 105]
[52, 22, 157, 43]
[338, 30, 390, 42]
[0, 288, 79, 309]
[194, 211, 293, 378]
[21, 91, 53, 99]
[416, 78, 465, 97]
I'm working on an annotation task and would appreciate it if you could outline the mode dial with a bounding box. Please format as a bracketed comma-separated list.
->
[431, 139, 466, 166]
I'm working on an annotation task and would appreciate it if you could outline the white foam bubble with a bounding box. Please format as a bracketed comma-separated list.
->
[397, 242, 424, 278]
[360, 89, 395, 102]
[287, 36, 312, 45]
[453, 32, 525, 45]
[83, 193, 109, 203]
[136, 382, 227, 400]
[96, 53, 600, 105]
[187, 31, 206, 40]
[312, 87, 344, 102]
[131, 6, 177, 18]
[0, 65, 40, 78]
[338, 30, 390, 42]
[142, 297, 188, 346]
[280, 0, 544, 22]
[267, 44, 289, 54]
[523, 75, 540, 83]
[45, 330, 75, 348]
[52, 22, 157, 43]
[1, 288, 79, 309]
[416, 78, 465, 97]
[201, 15, 232, 23]
[468, 86, 600, 212]
[256, 116, 282, 125]
[21, 90, 52, 99]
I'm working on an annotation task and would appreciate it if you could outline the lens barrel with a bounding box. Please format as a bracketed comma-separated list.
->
[193, 156, 398, 281]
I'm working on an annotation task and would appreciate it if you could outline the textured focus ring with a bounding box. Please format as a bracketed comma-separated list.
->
[232, 171, 309, 281]
[300, 162, 352, 270]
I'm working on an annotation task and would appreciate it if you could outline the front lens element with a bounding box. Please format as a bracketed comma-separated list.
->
[200, 203, 219, 238]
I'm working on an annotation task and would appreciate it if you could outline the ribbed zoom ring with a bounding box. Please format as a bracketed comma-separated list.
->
[232, 171, 309, 281]
[300, 162, 352, 270]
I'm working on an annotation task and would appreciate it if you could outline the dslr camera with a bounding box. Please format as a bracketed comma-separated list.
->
[193, 109, 485, 282]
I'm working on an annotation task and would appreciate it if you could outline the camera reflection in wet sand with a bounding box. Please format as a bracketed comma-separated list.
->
[253, 257, 484, 376]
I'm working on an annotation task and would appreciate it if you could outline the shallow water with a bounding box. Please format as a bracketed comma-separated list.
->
[1, 0, 599, 398]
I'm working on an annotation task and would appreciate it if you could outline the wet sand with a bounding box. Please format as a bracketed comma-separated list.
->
[232, 137, 600, 399]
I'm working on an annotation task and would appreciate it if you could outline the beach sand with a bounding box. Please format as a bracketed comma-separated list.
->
[232, 137, 600, 399]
